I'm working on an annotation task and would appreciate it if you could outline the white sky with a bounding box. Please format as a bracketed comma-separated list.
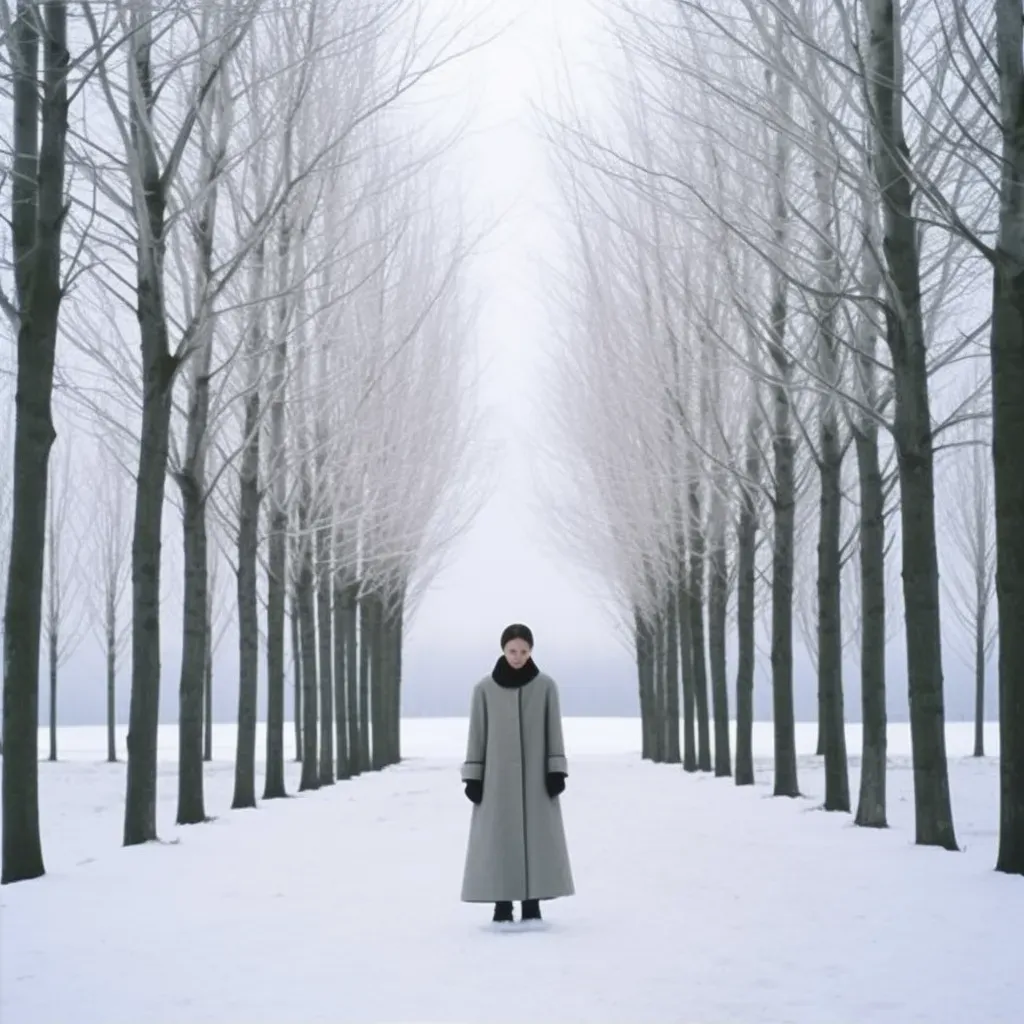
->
[401, 0, 638, 708]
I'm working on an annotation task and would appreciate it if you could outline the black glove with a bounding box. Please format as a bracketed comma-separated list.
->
[546, 772, 566, 798]
[464, 779, 483, 805]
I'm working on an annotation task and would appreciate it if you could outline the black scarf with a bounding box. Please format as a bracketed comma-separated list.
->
[491, 655, 540, 689]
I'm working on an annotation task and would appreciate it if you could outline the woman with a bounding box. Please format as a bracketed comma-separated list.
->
[460, 623, 575, 924]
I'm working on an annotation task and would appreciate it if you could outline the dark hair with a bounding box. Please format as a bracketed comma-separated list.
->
[500, 623, 534, 649]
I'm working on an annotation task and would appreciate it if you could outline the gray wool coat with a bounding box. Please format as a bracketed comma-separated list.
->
[460, 671, 575, 903]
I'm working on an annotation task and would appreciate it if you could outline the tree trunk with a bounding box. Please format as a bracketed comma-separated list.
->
[664, 590, 681, 763]
[123, 252, 176, 844]
[176, 478, 208, 825]
[122, 4, 184, 847]
[263, 149, 290, 799]
[762, 24, 799, 800]
[853, 175, 887, 829]
[677, 574, 697, 772]
[124, 343, 174, 845]
[864, 0, 956, 851]
[358, 592, 373, 772]
[688, 482, 712, 772]
[106, 597, 117, 763]
[344, 580, 360, 776]
[770, 397, 799, 800]
[385, 608, 397, 767]
[891, 359, 956, 847]
[393, 597, 405, 763]
[651, 609, 665, 763]
[263, 501, 287, 800]
[635, 610, 656, 760]
[973, 601, 986, 759]
[333, 578, 350, 780]
[381, 595, 403, 766]
[232, 389, 260, 810]
[734, 412, 760, 788]
[203, 600, 213, 763]
[991, 0, 1024, 876]
[708, 517, 731, 777]
[817, 424, 849, 811]
[373, 599, 393, 769]
[316, 524, 334, 785]
[2, 0, 68, 885]
[992, 251, 1024, 871]
[48, 623, 57, 761]
[45, 493, 61, 763]
[371, 594, 388, 770]
[854, 426, 888, 827]
[291, 590, 302, 762]
[297, 535, 319, 791]
[812, 120, 849, 810]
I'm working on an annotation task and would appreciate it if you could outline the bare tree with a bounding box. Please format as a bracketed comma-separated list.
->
[228, 28, 270, 807]
[862, 0, 1024, 869]
[543, 1, 815, 804]
[538, 0, 1018, 869]
[81, 0, 259, 845]
[349, 164, 480, 768]
[1, 0, 70, 885]
[939, 382, 997, 758]
[204, 540, 233, 762]
[861, 0, 957, 850]
[671, 0, 977, 833]
[759, 12, 802, 799]
[291, 203, 321, 794]
[797, 0, 851, 811]
[85, 441, 133, 764]
[165, 0, 338, 823]
[989, 0, 1024, 876]
[43, 434, 85, 761]
[265, 118, 296, 797]
[851, 169, 888, 828]
[169, 9, 237, 824]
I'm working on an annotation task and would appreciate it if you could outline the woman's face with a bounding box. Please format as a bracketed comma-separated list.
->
[503, 638, 532, 669]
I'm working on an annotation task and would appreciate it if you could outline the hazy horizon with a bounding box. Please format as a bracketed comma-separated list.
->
[44, 635, 995, 725]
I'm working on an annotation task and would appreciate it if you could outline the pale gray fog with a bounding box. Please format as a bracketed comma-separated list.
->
[6, 0, 996, 728]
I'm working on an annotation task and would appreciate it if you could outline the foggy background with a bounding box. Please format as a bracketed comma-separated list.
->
[12, 0, 995, 727]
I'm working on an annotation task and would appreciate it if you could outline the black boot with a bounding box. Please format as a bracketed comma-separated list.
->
[521, 899, 542, 921]
[492, 901, 514, 923]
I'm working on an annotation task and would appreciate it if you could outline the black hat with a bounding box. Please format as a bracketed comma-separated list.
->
[500, 622, 534, 649]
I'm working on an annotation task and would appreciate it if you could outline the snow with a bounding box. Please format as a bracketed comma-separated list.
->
[1, 719, 1020, 1024]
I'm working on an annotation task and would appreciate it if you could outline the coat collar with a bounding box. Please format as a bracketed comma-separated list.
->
[491, 655, 540, 689]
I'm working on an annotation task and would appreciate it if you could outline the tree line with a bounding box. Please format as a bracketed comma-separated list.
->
[541, 0, 1022, 875]
[1, 0, 486, 884]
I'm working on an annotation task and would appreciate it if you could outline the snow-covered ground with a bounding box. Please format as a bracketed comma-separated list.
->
[1, 719, 1019, 1024]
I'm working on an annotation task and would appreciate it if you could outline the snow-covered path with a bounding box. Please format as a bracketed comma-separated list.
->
[2, 720, 1020, 1023]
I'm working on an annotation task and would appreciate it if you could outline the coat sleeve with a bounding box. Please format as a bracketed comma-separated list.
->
[545, 679, 568, 776]
[461, 682, 487, 782]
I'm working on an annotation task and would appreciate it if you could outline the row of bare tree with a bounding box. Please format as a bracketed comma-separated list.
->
[1, 0, 484, 884]
[542, 0, 1022, 875]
